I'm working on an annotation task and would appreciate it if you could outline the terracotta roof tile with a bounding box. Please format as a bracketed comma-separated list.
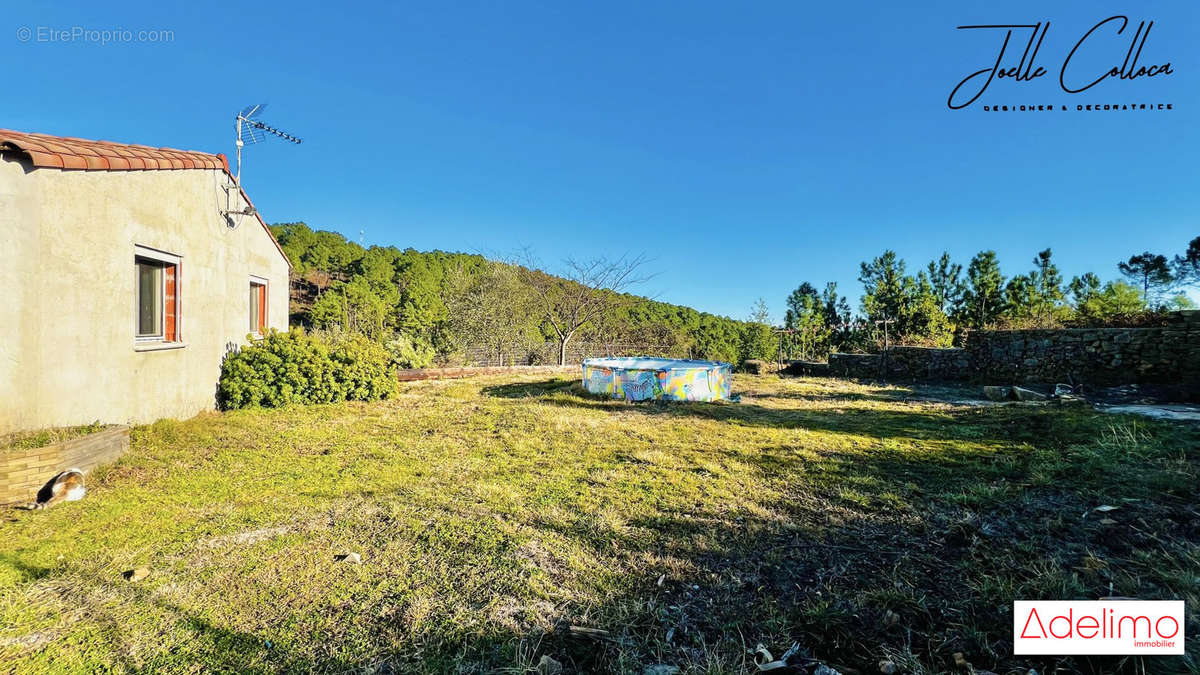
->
[59, 154, 89, 170]
[0, 129, 225, 172]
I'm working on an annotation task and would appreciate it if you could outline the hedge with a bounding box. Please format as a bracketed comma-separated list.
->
[217, 329, 396, 410]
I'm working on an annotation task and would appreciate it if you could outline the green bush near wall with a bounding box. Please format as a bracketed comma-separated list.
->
[217, 329, 397, 410]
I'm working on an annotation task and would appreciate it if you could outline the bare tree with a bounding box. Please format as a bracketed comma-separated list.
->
[519, 253, 651, 365]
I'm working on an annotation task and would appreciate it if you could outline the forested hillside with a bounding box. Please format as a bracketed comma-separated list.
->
[269, 223, 775, 366]
[271, 223, 1199, 367]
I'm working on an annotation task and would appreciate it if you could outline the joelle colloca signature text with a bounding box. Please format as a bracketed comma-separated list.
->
[948, 16, 1174, 110]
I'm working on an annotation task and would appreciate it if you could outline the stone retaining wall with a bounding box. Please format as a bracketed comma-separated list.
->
[885, 347, 971, 380]
[828, 348, 971, 380]
[823, 310, 1200, 389]
[1, 426, 130, 505]
[828, 353, 884, 378]
[966, 313, 1200, 385]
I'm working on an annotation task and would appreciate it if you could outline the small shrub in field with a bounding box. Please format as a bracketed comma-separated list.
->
[327, 333, 399, 401]
[217, 329, 396, 409]
[741, 359, 769, 374]
[384, 334, 436, 369]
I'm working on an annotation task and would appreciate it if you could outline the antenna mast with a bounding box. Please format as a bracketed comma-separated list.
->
[234, 103, 302, 185]
[223, 104, 302, 227]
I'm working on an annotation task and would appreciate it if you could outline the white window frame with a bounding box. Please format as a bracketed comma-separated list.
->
[134, 245, 183, 348]
[249, 274, 269, 337]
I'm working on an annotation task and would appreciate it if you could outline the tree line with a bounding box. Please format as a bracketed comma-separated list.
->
[270, 223, 778, 367]
[782, 237, 1200, 360]
[271, 223, 1197, 367]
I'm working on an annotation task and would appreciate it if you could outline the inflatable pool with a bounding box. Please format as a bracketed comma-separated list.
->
[581, 357, 732, 402]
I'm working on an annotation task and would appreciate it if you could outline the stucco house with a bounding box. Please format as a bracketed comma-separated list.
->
[0, 130, 291, 433]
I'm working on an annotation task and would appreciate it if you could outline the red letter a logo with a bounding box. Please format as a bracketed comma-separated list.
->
[1021, 607, 1047, 639]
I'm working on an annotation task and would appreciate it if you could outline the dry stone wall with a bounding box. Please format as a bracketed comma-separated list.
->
[825, 311, 1200, 390]
[966, 312, 1200, 386]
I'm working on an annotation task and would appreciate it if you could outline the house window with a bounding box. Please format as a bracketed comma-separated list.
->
[136, 261, 163, 338]
[135, 247, 180, 343]
[249, 277, 268, 335]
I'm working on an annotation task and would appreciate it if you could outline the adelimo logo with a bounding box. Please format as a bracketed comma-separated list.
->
[1014, 601, 1184, 655]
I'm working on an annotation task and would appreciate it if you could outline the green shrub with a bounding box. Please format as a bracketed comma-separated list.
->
[384, 333, 436, 370]
[326, 332, 399, 401]
[217, 329, 396, 410]
[740, 359, 769, 374]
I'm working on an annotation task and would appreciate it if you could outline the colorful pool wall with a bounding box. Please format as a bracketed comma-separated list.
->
[580, 358, 732, 402]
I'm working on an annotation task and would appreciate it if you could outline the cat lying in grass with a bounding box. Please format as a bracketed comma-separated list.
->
[23, 468, 86, 509]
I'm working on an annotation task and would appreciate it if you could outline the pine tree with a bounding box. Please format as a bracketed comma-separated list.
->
[784, 284, 832, 359]
[821, 282, 851, 328]
[1118, 252, 1174, 306]
[859, 252, 952, 345]
[1028, 248, 1065, 324]
[1096, 281, 1147, 316]
[741, 299, 777, 362]
[1004, 274, 1035, 320]
[1067, 273, 1101, 307]
[749, 298, 771, 325]
[784, 283, 820, 328]
[859, 251, 907, 324]
[925, 252, 966, 317]
[961, 251, 1005, 329]
[903, 273, 954, 346]
[1171, 236, 1200, 289]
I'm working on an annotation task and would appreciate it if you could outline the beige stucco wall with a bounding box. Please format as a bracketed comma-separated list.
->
[0, 154, 289, 433]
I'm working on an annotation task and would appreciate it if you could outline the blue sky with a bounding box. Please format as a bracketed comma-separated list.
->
[3, 1, 1196, 322]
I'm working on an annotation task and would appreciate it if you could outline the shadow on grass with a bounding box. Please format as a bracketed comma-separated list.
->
[484, 379, 1097, 449]
[469, 381, 1200, 672]
[756, 388, 914, 403]
[393, 435, 1195, 673]
[758, 383, 983, 405]
[484, 440, 1194, 673]
[483, 379, 580, 399]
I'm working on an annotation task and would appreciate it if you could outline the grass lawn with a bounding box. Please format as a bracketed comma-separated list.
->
[2, 422, 110, 452]
[1, 375, 1197, 673]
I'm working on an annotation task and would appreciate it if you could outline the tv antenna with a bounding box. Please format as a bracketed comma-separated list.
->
[234, 104, 301, 185]
[222, 104, 302, 227]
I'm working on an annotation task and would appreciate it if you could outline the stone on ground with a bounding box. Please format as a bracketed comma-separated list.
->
[123, 568, 150, 582]
[1012, 386, 1047, 402]
[537, 655, 564, 675]
[982, 385, 1009, 401]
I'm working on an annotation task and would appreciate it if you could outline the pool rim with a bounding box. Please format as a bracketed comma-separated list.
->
[580, 356, 733, 372]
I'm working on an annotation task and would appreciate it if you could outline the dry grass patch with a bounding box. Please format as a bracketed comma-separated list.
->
[1, 375, 1196, 673]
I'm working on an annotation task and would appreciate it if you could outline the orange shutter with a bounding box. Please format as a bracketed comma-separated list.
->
[164, 265, 177, 341]
[257, 283, 267, 333]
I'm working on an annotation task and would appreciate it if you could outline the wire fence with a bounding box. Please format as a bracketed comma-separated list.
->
[456, 341, 677, 367]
